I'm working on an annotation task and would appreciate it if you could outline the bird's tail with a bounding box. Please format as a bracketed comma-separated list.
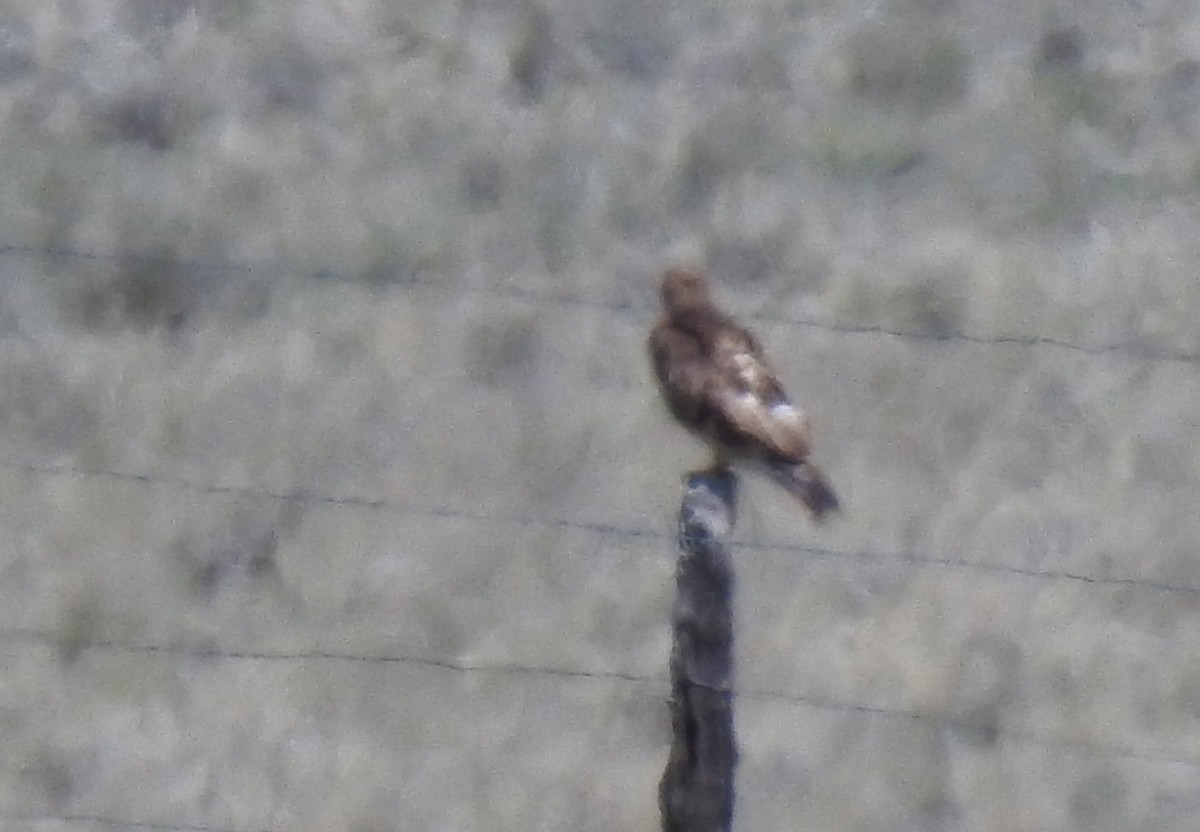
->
[768, 458, 840, 520]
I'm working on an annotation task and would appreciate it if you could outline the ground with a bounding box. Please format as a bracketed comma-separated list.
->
[1, 1, 1200, 830]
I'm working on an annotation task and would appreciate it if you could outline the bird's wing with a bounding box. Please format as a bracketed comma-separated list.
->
[649, 319, 710, 416]
[710, 327, 811, 460]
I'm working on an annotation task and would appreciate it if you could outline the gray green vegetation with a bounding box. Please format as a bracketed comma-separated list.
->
[2, 0, 1200, 830]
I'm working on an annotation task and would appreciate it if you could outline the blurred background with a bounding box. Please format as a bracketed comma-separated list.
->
[2, 0, 1200, 830]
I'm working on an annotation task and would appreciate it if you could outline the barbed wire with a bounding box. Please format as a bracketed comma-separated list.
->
[0, 811, 254, 832]
[1, 810, 264, 832]
[5, 241, 1199, 365]
[4, 626, 1199, 772]
[3, 456, 1196, 598]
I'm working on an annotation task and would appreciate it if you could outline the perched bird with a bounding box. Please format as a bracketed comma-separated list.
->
[649, 267, 840, 520]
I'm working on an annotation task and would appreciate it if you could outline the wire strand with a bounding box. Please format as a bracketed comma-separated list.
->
[3, 456, 1196, 598]
[0, 810, 265, 832]
[5, 241, 1198, 364]
[4, 627, 1198, 771]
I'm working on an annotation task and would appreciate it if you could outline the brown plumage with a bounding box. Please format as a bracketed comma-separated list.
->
[649, 267, 840, 520]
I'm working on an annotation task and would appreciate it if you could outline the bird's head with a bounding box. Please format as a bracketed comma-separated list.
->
[660, 267, 713, 314]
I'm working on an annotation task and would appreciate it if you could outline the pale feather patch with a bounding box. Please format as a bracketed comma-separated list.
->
[730, 351, 767, 387]
[769, 402, 800, 421]
[722, 390, 810, 460]
[769, 401, 808, 433]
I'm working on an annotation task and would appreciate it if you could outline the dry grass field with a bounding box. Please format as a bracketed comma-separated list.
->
[2, 0, 1200, 830]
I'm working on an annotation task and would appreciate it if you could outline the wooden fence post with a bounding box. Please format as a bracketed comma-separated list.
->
[659, 469, 739, 832]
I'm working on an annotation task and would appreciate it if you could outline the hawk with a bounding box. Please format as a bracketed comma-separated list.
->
[649, 267, 840, 520]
